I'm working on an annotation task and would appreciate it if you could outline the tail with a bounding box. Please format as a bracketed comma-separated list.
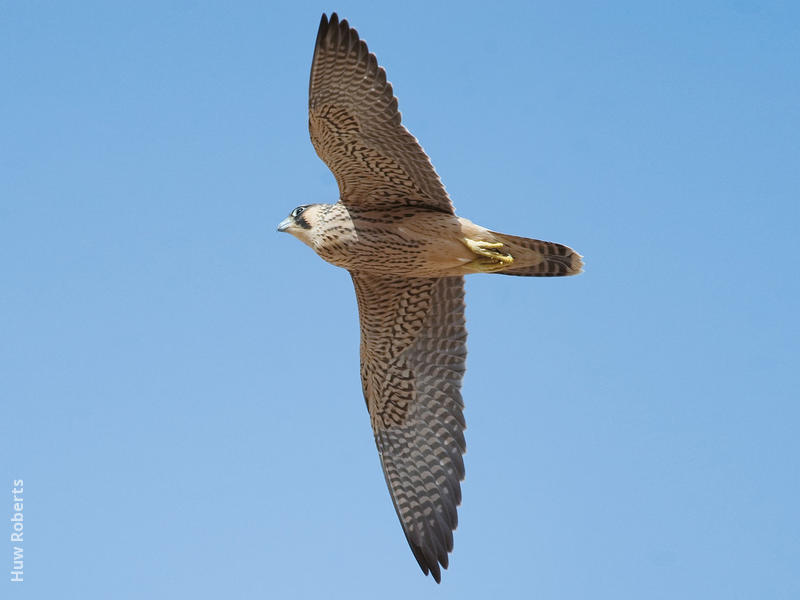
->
[490, 231, 583, 277]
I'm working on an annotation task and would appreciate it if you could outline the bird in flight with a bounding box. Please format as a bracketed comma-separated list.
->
[278, 12, 583, 583]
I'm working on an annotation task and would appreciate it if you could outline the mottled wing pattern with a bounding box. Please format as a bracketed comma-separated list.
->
[350, 272, 467, 583]
[309, 13, 454, 214]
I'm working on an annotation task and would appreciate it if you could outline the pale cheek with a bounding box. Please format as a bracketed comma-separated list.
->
[297, 230, 317, 248]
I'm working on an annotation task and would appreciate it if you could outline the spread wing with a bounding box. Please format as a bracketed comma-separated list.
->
[350, 272, 467, 583]
[309, 13, 455, 214]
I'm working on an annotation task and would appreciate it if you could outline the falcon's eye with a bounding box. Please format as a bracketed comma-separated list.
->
[291, 206, 305, 219]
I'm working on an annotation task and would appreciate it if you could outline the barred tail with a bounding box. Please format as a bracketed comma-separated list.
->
[490, 231, 583, 277]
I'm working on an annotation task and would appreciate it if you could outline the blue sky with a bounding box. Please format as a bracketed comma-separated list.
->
[2, 1, 798, 598]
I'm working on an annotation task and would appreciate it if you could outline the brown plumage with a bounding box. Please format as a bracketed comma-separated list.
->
[278, 13, 583, 583]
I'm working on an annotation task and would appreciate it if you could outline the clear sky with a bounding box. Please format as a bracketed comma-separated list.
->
[2, 1, 798, 598]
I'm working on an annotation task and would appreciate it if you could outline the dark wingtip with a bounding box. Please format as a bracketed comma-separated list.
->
[409, 540, 445, 583]
[317, 13, 354, 50]
[316, 13, 329, 47]
[431, 562, 442, 584]
[311, 13, 333, 97]
[316, 13, 348, 50]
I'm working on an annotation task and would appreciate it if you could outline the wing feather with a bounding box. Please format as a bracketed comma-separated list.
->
[351, 272, 467, 583]
[309, 13, 454, 213]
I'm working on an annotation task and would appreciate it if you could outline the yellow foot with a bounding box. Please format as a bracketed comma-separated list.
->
[463, 238, 514, 272]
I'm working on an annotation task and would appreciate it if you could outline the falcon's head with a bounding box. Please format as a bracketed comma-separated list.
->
[276, 204, 321, 246]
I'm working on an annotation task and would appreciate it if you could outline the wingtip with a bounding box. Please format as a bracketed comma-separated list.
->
[430, 563, 442, 584]
[407, 538, 446, 583]
[316, 13, 330, 46]
[411, 542, 445, 583]
[317, 12, 348, 46]
[316, 12, 354, 46]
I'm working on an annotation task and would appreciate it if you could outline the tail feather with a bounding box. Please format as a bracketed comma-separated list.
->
[490, 231, 583, 277]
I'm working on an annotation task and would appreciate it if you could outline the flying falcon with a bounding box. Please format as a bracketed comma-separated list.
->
[278, 13, 583, 583]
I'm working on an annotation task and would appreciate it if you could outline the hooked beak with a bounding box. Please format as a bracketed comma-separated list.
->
[276, 217, 293, 233]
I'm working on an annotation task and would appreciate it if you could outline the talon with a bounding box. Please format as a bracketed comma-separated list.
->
[463, 238, 514, 272]
[465, 239, 501, 252]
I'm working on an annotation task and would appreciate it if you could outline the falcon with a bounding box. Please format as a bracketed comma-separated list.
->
[278, 13, 583, 583]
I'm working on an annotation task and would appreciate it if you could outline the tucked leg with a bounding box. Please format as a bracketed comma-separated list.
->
[462, 238, 514, 273]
